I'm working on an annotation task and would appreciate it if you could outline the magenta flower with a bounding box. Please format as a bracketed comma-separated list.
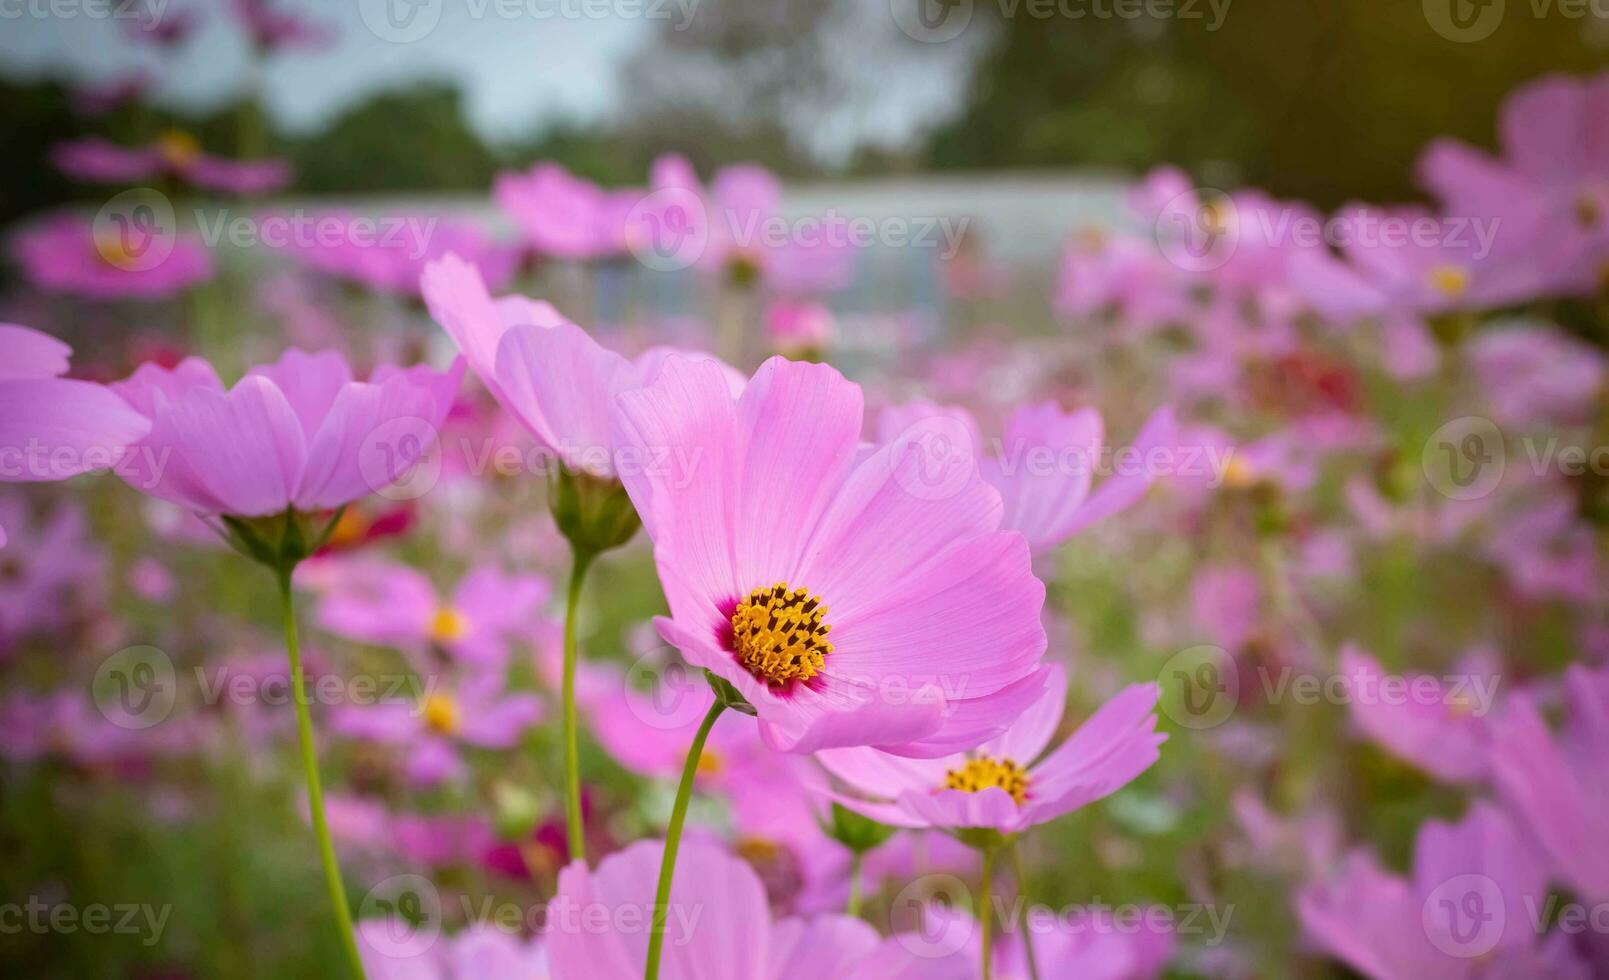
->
[358, 923, 548, 980]
[123, 3, 204, 47]
[230, 0, 336, 53]
[105, 348, 461, 518]
[764, 299, 835, 356]
[53, 134, 292, 195]
[284, 211, 517, 297]
[876, 400, 1176, 554]
[70, 72, 152, 116]
[0, 327, 152, 532]
[547, 839, 975, 979]
[1296, 803, 1581, 979]
[1417, 71, 1609, 299]
[1054, 231, 1196, 332]
[818, 665, 1162, 831]
[1467, 323, 1605, 429]
[1338, 646, 1495, 784]
[613, 355, 1050, 756]
[309, 558, 549, 671]
[1492, 664, 1609, 903]
[0, 496, 101, 646]
[976, 907, 1175, 979]
[10, 214, 214, 300]
[1189, 564, 1262, 653]
[422, 253, 742, 481]
[495, 162, 636, 262]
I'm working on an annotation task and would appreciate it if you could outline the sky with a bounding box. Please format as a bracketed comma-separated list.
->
[0, 1, 654, 141]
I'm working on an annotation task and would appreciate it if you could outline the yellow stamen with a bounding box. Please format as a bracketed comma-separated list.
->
[324, 508, 370, 549]
[697, 750, 724, 777]
[944, 754, 1030, 805]
[736, 837, 782, 863]
[1222, 455, 1257, 489]
[429, 607, 468, 644]
[157, 129, 201, 167]
[1428, 264, 1470, 298]
[731, 582, 833, 687]
[93, 230, 136, 269]
[421, 693, 460, 735]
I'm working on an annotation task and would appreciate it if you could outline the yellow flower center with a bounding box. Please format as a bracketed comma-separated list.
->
[730, 582, 833, 687]
[93, 229, 137, 269]
[944, 754, 1030, 805]
[324, 508, 370, 549]
[736, 837, 782, 863]
[696, 750, 724, 777]
[1428, 264, 1470, 298]
[1222, 455, 1257, 489]
[421, 693, 460, 735]
[429, 607, 468, 644]
[157, 129, 201, 167]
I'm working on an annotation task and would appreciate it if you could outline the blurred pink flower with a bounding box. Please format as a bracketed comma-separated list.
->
[1338, 645, 1496, 784]
[763, 299, 835, 356]
[1493, 664, 1609, 903]
[359, 922, 547, 979]
[230, 0, 336, 53]
[54, 135, 291, 195]
[9, 214, 215, 300]
[1189, 565, 1262, 653]
[614, 355, 1050, 756]
[0, 496, 101, 646]
[283, 211, 517, 297]
[123, 4, 205, 48]
[309, 558, 549, 671]
[1467, 323, 1605, 429]
[495, 162, 637, 261]
[1296, 803, 1581, 979]
[876, 400, 1176, 554]
[69, 71, 152, 116]
[819, 665, 1163, 832]
[980, 906, 1175, 980]
[105, 347, 461, 517]
[547, 838, 974, 979]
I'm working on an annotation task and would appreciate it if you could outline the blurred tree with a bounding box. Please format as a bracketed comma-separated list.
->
[290, 84, 497, 193]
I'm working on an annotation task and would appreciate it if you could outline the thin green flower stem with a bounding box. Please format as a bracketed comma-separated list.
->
[562, 548, 596, 863]
[278, 569, 365, 980]
[1010, 843, 1042, 980]
[847, 851, 865, 917]
[980, 844, 997, 980]
[644, 698, 727, 980]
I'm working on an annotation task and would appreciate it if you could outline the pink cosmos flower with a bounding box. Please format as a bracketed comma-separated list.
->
[1296, 803, 1584, 979]
[284, 212, 517, 297]
[53, 134, 292, 195]
[1337, 645, 1496, 784]
[1189, 565, 1262, 653]
[70, 72, 152, 116]
[331, 668, 544, 788]
[308, 558, 549, 671]
[124, 3, 204, 47]
[816, 665, 1162, 831]
[875, 400, 1176, 554]
[1054, 231, 1196, 332]
[763, 299, 835, 356]
[495, 163, 637, 262]
[10, 214, 215, 300]
[0, 496, 101, 646]
[1417, 71, 1609, 299]
[1231, 790, 1343, 879]
[613, 355, 1050, 756]
[104, 348, 461, 518]
[358, 923, 548, 980]
[1467, 323, 1605, 429]
[547, 839, 975, 979]
[0, 327, 152, 535]
[421, 253, 743, 480]
[976, 907, 1175, 980]
[231, 0, 336, 53]
[1492, 665, 1609, 903]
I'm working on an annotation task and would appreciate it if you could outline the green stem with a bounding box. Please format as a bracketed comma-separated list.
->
[278, 570, 365, 980]
[1010, 844, 1041, 980]
[562, 549, 596, 863]
[847, 851, 865, 917]
[644, 699, 726, 980]
[980, 844, 996, 980]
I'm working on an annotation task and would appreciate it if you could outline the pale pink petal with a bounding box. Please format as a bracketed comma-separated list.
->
[139, 375, 307, 515]
[247, 348, 353, 436]
[0, 325, 71, 379]
[494, 322, 631, 476]
[0, 379, 151, 481]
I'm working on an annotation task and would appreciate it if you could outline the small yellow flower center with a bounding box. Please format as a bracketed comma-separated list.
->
[324, 508, 370, 549]
[429, 607, 468, 644]
[157, 129, 201, 167]
[421, 693, 460, 735]
[696, 750, 724, 777]
[1222, 455, 1257, 489]
[93, 229, 136, 269]
[730, 582, 833, 687]
[736, 837, 782, 863]
[1428, 264, 1470, 298]
[944, 754, 1030, 805]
